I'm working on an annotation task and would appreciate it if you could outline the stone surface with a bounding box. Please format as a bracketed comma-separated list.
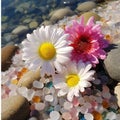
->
[12, 25, 29, 35]
[104, 43, 120, 81]
[29, 21, 39, 29]
[114, 83, 120, 107]
[2, 95, 30, 120]
[41, 20, 52, 26]
[80, 12, 101, 24]
[50, 7, 74, 23]
[77, 1, 96, 12]
[18, 69, 40, 88]
[2, 45, 18, 71]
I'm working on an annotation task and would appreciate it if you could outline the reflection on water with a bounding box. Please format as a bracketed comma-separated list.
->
[2, 0, 104, 46]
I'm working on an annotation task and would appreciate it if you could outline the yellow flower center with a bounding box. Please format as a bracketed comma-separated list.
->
[66, 74, 79, 87]
[38, 42, 56, 60]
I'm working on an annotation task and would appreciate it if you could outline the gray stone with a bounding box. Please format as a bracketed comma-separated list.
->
[2, 95, 30, 120]
[29, 21, 39, 29]
[50, 7, 74, 23]
[12, 25, 29, 35]
[77, 1, 96, 12]
[41, 20, 52, 26]
[104, 43, 120, 81]
[23, 18, 32, 24]
[114, 83, 120, 107]
[3, 33, 18, 42]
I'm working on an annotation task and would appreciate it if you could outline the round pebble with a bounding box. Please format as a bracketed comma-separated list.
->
[35, 103, 45, 111]
[29, 117, 37, 120]
[45, 95, 54, 102]
[33, 81, 44, 89]
[62, 112, 72, 120]
[29, 21, 39, 29]
[84, 113, 93, 120]
[50, 111, 60, 120]
[63, 101, 73, 110]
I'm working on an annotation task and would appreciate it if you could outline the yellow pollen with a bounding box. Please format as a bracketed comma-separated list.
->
[38, 42, 56, 60]
[66, 74, 79, 87]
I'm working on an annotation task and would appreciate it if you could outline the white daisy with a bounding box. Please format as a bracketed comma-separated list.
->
[22, 26, 73, 77]
[53, 61, 95, 101]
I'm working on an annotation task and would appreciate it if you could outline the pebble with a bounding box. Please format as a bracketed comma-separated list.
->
[12, 25, 29, 35]
[29, 21, 39, 29]
[45, 95, 54, 102]
[77, 1, 96, 12]
[62, 112, 72, 120]
[84, 113, 93, 120]
[104, 43, 120, 81]
[29, 117, 38, 120]
[33, 81, 44, 89]
[50, 111, 60, 120]
[63, 101, 73, 110]
[35, 103, 45, 111]
[50, 7, 74, 23]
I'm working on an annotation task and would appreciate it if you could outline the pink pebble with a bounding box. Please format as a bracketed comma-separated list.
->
[72, 97, 79, 106]
[62, 112, 72, 120]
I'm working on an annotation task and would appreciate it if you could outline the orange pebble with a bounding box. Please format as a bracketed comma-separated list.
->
[32, 96, 41, 103]
[105, 34, 112, 42]
[102, 100, 109, 109]
[11, 79, 18, 85]
[21, 67, 28, 73]
[17, 72, 23, 79]
[92, 111, 103, 120]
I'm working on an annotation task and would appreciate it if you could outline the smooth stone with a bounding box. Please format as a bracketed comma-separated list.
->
[104, 43, 120, 81]
[77, 1, 96, 12]
[2, 95, 30, 120]
[114, 83, 120, 107]
[3, 33, 18, 42]
[50, 111, 60, 120]
[50, 7, 74, 23]
[23, 18, 32, 24]
[1, 45, 18, 71]
[80, 12, 101, 24]
[29, 21, 39, 29]
[41, 20, 52, 26]
[12, 25, 29, 35]
[18, 69, 40, 88]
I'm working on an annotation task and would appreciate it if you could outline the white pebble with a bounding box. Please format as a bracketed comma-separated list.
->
[63, 101, 73, 110]
[50, 111, 60, 120]
[33, 81, 44, 89]
[54, 105, 61, 111]
[35, 103, 45, 111]
[29, 117, 37, 120]
[84, 113, 93, 120]
[45, 95, 54, 102]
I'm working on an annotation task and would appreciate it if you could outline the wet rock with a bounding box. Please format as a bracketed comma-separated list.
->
[2, 95, 30, 120]
[23, 18, 32, 24]
[41, 20, 52, 26]
[77, 1, 96, 12]
[50, 7, 74, 23]
[80, 12, 101, 24]
[12, 25, 29, 35]
[104, 43, 120, 81]
[2, 45, 18, 71]
[114, 83, 120, 107]
[29, 21, 39, 29]
[18, 69, 40, 88]
[3, 33, 18, 43]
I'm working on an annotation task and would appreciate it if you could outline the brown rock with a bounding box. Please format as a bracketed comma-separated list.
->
[1, 95, 30, 120]
[18, 69, 40, 88]
[1, 45, 18, 71]
[114, 83, 120, 107]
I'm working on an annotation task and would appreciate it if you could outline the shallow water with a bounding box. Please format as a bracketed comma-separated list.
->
[1, 0, 105, 47]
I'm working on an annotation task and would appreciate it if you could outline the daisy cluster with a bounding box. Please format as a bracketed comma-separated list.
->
[1, 16, 120, 120]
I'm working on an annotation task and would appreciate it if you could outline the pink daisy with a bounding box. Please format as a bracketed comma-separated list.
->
[65, 16, 109, 66]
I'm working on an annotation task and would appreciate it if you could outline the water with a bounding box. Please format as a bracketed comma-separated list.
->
[1, 0, 104, 47]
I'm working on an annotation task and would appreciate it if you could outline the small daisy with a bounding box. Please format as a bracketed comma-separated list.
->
[65, 16, 109, 66]
[53, 61, 95, 101]
[22, 26, 73, 77]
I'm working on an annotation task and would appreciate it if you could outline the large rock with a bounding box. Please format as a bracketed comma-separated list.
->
[77, 1, 96, 12]
[104, 43, 120, 81]
[2, 95, 30, 120]
[1, 45, 18, 71]
[80, 12, 101, 24]
[12, 25, 29, 35]
[114, 83, 120, 107]
[18, 69, 40, 88]
[50, 7, 74, 23]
